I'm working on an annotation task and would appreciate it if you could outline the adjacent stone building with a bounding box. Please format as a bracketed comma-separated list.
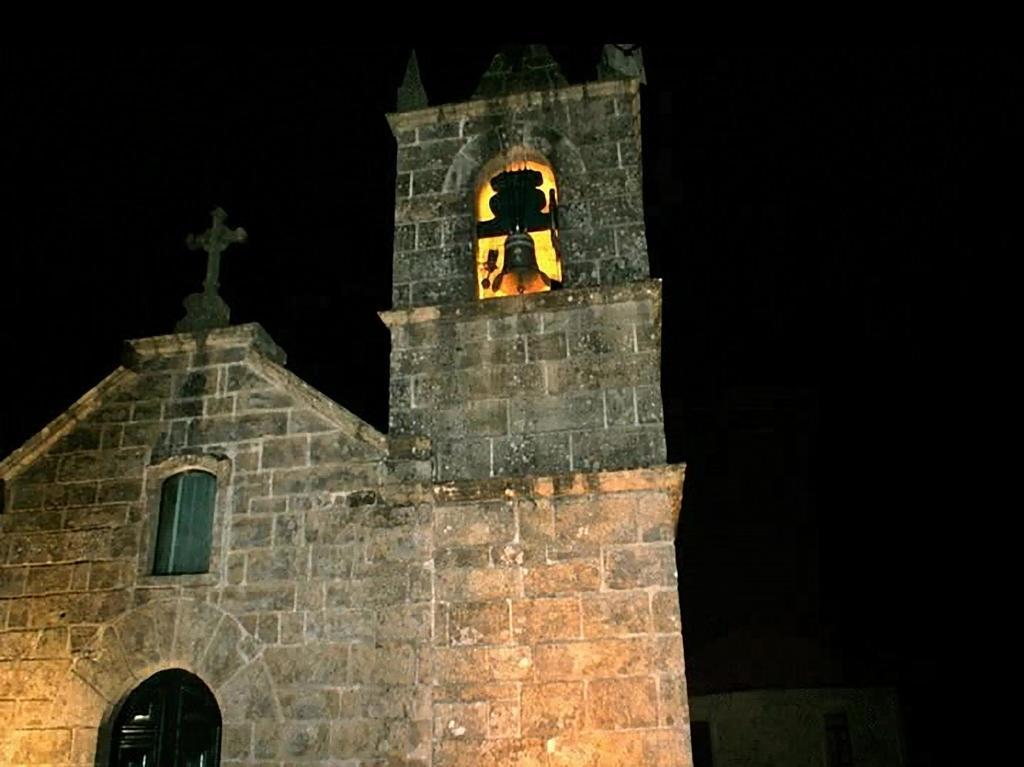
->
[0, 46, 691, 766]
[688, 687, 905, 767]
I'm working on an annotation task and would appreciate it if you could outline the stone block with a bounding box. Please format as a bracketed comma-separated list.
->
[281, 721, 330, 759]
[15, 457, 59, 484]
[349, 640, 417, 685]
[245, 547, 308, 581]
[235, 389, 293, 411]
[0, 631, 35, 661]
[658, 674, 689, 728]
[436, 437, 492, 480]
[448, 601, 510, 647]
[220, 584, 295, 613]
[521, 681, 584, 738]
[635, 385, 665, 424]
[231, 516, 273, 548]
[604, 386, 637, 427]
[0, 566, 27, 597]
[553, 494, 637, 552]
[97, 479, 143, 504]
[533, 638, 652, 680]
[286, 407, 334, 434]
[3, 507, 62, 530]
[25, 565, 74, 594]
[546, 730, 646, 767]
[271, 463, 381, 495]
[272, 513, 302, 546]
[258, 434, 305, 469]
[189, 412, 288, 445]
[218, 661, 277, 720]
[572, 425, 666, 472]
[651, 590, 682, 634]
[587, 676, 657, 729]
[327, 572, 409, 608]
[58, 448, 146, 482]
[63, 505, 126, 530]
[221, 722, 252, 760]
[569, 325, 636, 357]
[651, 634, 685, 676]
[493, 433, 571, 477]
[224, 365, 271, 392]
[330, 717, 385, 760]
[511, 597, 581, 644]
[51, 426, 101, 454]
[88, 561, 132, 590]
[581, 592, 650, 638]
[435, 545, 491, 569]
[636, 491, 675, 542]
[435, 502, 515, 548]
[436, 566, 518, 602]
[552, 350, 660, 397]
[579, 142, 620, 171]
[434, 701, 488, 740]
[603, 544, 677, 590]
[165, 399, 203, 419]
[525, 332, 568, 362]
[376, 603, 431, 641]
[198, 617, 247, 689]
[523, 561, 600, 598]
[309, 432, 384, 463]
[508, 393, 604, 435]
[487, 698, 521, 740]
[264, 642, 348, 686]
[308, 544, 355, 578]
[9, 727, 72, 765]
[412, 276, 474, 307]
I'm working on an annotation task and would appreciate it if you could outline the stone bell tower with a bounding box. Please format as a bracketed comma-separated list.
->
[381, 46, 694, 766]
[382, 45, 666, 483]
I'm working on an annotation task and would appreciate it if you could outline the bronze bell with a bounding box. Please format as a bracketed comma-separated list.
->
[491, 231, 551, 295]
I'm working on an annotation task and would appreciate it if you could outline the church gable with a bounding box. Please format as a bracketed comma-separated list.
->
[1, 323, 388, 519]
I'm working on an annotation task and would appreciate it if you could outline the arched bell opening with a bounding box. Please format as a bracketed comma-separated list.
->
[107, 668, 221, 767]
[475, 148, 563, 299]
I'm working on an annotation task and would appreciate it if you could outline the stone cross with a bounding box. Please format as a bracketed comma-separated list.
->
[176, 207, 247, 333]
[187, 207, 247, 295]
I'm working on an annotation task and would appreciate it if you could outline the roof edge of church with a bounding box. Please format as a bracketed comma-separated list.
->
[0, 367, 138, 480]
[246, 354, 387, 454]
[1, 323, 387, 481]
[124, 322, 287, 367]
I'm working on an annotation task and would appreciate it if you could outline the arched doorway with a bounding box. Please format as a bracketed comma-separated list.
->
[109, 669, 221, 767]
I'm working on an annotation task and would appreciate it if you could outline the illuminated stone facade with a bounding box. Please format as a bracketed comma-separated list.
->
[0, 48, 691, 767]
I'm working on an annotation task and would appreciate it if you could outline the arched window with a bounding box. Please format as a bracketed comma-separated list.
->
[475, 149, 563, 299]
[109, 669, 221, 767]
[153, 470, 216, 575]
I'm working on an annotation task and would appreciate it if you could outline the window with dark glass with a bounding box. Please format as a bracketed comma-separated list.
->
[153, 470, 215, 575]
[109, 669, 221, 767]
[825, 711, 854, 767]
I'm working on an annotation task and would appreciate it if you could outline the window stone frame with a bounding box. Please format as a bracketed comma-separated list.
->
[138, 453, 232, 585]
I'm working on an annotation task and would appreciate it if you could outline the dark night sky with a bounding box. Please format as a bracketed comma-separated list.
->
[4, 47, 986, 764]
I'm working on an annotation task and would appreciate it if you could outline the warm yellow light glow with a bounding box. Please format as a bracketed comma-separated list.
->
[475, 155, 562, 300]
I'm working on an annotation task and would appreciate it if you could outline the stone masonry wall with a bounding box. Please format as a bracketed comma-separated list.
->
[382, 281, 667, 482]
[0, 325, 431, 766]
[0, 325, 690, 767]
[388, 78, 648, 309]
[427, 466, 690, 767]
